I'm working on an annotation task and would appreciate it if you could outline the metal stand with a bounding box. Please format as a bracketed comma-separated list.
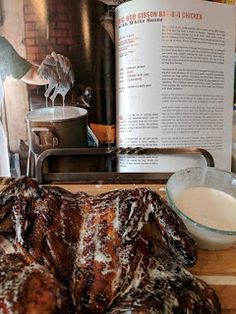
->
[33, 147, 215, 184]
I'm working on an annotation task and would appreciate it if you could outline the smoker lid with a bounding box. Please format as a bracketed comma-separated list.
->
[26, 106, 88, 122]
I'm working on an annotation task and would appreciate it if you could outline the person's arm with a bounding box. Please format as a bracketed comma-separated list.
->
[20, 64, 47, 85]
[2, 36, 74, 100]
[1, 37, 71, 86]
[21, 52, 74, 86]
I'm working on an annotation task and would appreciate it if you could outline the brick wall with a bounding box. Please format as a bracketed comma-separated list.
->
[23, 0, 75, 65]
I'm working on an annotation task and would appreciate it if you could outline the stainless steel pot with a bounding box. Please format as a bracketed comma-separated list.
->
[26, 106, 88, 155]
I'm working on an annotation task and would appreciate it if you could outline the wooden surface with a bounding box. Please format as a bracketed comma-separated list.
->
[1, 181, 236, 313]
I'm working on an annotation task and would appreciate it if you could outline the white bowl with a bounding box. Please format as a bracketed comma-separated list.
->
[166, 167, 236, 250]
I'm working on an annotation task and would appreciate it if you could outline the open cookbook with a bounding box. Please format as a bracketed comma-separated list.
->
[0, 0, 235, 178]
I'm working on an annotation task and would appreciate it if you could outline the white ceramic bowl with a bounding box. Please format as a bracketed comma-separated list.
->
[166, 167, 236, 250]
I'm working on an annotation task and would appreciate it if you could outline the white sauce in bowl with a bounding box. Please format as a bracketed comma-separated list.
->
[175, 187, 236, 231]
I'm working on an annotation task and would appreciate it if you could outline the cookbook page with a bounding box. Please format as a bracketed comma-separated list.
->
[115, 0, 235, 172]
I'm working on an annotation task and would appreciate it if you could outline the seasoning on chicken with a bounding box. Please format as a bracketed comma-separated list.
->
[0, 251, 73, 314]
[0, 177, 221, 313]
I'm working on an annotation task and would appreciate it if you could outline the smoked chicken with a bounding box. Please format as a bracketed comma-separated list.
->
[0, 251, 72, 314]
[0, 177, 220, 313]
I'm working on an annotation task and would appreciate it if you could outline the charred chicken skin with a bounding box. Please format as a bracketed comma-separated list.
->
[0, 177, 220, 313]
[0, 251, 72, 314]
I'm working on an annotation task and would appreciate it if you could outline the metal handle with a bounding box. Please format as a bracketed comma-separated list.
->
[32, 127, 59, 147]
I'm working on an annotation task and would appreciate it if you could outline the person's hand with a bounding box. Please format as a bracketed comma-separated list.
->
[50, 52, 74, 85]
[37, 52, 74, 101]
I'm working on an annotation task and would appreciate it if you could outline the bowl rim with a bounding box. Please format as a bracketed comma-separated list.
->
[166, 166, 236, 236]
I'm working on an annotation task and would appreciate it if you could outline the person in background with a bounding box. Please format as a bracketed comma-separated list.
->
[0, 36, 74, 177]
